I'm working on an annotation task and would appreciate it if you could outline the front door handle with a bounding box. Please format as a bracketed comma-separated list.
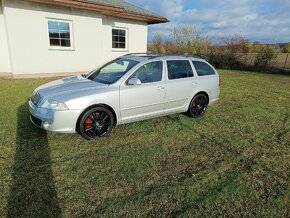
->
[157, 86, 165, 90]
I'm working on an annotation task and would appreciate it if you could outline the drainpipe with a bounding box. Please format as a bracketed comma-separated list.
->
[1, 0, 14, 75]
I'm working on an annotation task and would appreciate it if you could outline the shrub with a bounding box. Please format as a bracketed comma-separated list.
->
[254, 46, 278, 71]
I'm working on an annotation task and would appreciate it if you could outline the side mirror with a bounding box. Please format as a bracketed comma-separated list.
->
[127, 78, 142, 86]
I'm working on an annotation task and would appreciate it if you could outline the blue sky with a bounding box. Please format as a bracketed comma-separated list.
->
[126, 0, 290, 43]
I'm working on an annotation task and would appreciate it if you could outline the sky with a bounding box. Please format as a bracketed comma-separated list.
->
[125, 0, 290, 44]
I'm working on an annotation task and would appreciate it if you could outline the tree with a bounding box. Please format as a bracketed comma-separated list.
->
[152, 32, 165, 53]
[221, 35, 250, 53]
[282, 43, 290, 53]
[255, 45, 278, 71]
[169, 25, 211, 57]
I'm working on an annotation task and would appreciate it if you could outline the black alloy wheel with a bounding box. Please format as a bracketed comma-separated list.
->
[187, 93, 209, 118]
[78, 107, 114, 140]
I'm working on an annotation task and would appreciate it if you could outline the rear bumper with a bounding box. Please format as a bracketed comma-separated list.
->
[29, 100, 81, 133]
[209, 97, 219, 105]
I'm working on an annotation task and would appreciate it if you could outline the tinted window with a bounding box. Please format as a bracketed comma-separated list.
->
[167, 60, 193, 80]
[129, 61, 163, 84]
[192, 61, 215, 76]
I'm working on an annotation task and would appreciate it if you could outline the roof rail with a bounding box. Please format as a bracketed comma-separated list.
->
[123, 53, 203, 59]
[123, 53, 157, 56]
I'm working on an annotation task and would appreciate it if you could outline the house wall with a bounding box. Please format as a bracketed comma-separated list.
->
[0, 0, 12, 73]
[2, 0, 147, 75]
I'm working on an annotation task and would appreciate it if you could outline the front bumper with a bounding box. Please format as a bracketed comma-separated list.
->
[29, 100, 82, 133]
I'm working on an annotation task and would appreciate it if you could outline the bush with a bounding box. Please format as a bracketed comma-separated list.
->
[147, 26, 281, 73]
[254, 46, 278, 71]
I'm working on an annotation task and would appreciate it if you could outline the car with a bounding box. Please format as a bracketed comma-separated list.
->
[29, 54, 220, 140]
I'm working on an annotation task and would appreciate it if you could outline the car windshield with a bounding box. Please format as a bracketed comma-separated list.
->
[87, 58, 139, 84]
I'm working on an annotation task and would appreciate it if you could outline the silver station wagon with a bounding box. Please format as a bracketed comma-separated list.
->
[29, 54, 220, 140]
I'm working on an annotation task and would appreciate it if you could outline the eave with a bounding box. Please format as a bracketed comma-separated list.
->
[24, 0, 169, 24]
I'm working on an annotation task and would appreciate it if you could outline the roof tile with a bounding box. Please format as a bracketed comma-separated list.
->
[85, 0, 166, 19]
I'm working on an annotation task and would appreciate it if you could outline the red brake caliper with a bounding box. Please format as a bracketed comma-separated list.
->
[85, 118, 93, 129]
[192, 101, 197, 109]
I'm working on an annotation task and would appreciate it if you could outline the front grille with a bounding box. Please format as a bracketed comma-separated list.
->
[31, 91, 41, 105]
[30, 114, 42, 127]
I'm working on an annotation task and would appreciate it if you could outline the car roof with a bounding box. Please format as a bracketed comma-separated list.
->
[121, 53, 205, 62]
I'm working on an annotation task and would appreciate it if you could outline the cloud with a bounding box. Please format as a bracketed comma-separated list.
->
[126, 0, 290, 43]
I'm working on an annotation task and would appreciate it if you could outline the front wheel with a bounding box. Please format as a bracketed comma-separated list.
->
[187, 93, 209, 118]
[78, 107, 114, 140]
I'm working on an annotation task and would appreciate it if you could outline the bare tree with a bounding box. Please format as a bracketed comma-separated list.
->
[221, 35, 250, 53]
[170, 26, 211, 56]
[152, 32, 165, 54]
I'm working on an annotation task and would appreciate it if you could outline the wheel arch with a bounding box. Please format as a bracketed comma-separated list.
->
[186, 91, 210, 109]
[194, 91, 209, 103]
[76, 104, 118, 132]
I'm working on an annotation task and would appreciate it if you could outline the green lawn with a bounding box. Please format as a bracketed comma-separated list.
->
[0, 70, 289, 217]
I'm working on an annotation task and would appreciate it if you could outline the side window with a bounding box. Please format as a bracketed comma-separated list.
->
[192, 61, 216, 76]
[167, 60, 193, 80]
[129, 61, 163, 84]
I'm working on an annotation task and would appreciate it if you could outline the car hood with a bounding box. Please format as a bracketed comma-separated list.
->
[36, 76, 108, 99]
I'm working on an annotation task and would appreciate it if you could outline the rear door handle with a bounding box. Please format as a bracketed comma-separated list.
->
[157, 86, 165, 90]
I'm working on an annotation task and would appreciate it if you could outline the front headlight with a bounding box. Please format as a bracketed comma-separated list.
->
[39, 99, 69, 111]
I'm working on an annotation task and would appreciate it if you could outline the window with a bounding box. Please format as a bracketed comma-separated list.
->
[192, 61, 216, 76]
[87, 59, 138, 84]
[112, 28, 127, 49]
[167, 60, 193, 80]
[48, 19, 72, 48]
[129, 61, 163, 84]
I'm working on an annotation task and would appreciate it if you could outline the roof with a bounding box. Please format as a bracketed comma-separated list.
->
[25, 0, 169, 24]
[86, 0, 163, 18]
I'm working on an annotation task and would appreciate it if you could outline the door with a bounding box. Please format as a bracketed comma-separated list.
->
[164, 60, 195, 113]
[120, 61, 165, 122]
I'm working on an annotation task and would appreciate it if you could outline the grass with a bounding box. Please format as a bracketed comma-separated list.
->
[0, 70, 289, 217]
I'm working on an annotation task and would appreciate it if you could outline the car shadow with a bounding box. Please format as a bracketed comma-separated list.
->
[7, 103, 61, 217]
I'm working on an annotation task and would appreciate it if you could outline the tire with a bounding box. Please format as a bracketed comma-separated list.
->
[78, 107, 114, 140]
[187, 93, 209, 118]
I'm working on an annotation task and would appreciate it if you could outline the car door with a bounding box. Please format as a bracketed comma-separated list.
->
[119, 61, 166, 122]
[164, 60, 195, 113]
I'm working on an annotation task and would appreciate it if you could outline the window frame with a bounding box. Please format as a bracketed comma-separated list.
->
[47, 18, 74, 51]
[192, 60, 216, 77]
[166, 60, 194, 80]
[112, 27, 128, 52]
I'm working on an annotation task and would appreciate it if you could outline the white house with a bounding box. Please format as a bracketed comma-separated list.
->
[0, 0, 168, 77]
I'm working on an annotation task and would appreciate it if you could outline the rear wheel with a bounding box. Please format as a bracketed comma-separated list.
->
[78, 107, 114, 140]
[187, 93, 209, 118]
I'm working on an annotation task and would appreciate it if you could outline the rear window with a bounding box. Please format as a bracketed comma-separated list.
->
[192, 61, 216, 76]
[167, 60, 193, 80]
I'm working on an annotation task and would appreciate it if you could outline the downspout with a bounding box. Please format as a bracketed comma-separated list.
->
[1, 0, 14, 75]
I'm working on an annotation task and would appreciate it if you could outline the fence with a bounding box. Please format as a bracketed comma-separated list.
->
[236, 53, 290, 73]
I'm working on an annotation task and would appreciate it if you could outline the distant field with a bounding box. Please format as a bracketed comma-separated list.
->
[0, 70, 289, 217]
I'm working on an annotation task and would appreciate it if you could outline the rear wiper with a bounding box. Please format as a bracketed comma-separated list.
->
[81, 74, 87, 78]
